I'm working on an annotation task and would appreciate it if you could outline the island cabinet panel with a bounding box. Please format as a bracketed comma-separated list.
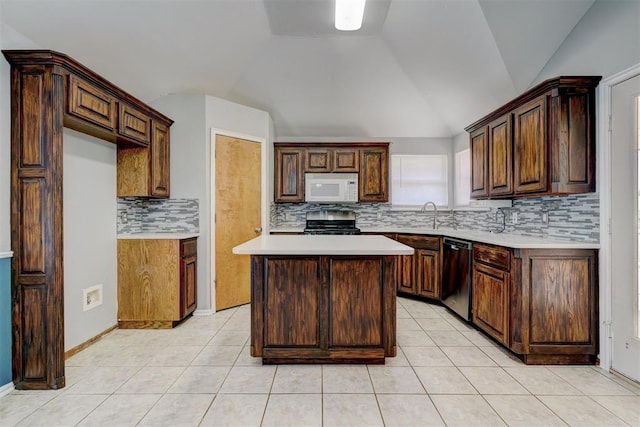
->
[330, 259, 382, 347]
[264, 258, 320, 347]
[251, 255, 396, 363]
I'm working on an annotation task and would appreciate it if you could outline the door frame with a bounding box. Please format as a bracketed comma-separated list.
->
[597, 62, 640, 372]
[210, 128, 268, 312]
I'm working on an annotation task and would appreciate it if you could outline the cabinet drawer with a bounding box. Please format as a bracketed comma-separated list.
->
[474, 243, 511, 271]
[396, 235, 440, 251]
[181, 238, 197, 257]
[118, 103, 151, 146]
[68, 74, 117, 131]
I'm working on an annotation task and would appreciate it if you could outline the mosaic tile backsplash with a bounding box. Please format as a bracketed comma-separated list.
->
[271, 193, 600, 242]
[118, 198, 199, 234]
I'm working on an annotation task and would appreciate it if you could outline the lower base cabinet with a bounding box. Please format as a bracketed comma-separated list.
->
[117, 237, 197, 328]
[472, 243, 598, 364]
[394, 234, 442, 299]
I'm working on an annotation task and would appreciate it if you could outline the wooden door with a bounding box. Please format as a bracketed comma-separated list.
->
[514, 96, 547, 194]
[472, 262, 509, 345]
[416, 249, 440, 299]
[488, 114, 513, 196]
[215, 135, 262, 310]
[470, 127, 489, 198]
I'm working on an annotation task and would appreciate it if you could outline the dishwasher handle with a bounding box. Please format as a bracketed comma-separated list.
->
[443, 238, 472, 251]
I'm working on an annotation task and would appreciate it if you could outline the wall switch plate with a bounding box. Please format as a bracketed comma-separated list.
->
[511, 212, 518, 224]
[377, 212, 382, 220]
[541, 212, 549, 224]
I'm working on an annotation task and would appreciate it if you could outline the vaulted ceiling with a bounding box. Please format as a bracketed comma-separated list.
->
[1, 0, 595, 138]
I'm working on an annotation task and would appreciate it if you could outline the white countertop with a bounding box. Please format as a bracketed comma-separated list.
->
[269, 227, 599, 249]
[233, 235, 415, 255]
[117, 233, 200, 240]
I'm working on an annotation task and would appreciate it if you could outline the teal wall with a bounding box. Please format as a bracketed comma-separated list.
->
[0, 257, 11, 386]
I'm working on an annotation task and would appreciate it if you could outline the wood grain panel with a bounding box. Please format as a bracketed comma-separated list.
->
[488, 114, 513, 196]
[117, 239, 180, 321]
[20, 73, 44, 167]
[514, 96, 547, 194]
[116, 146, 148, 196]
[334, 149, 359, 172]
[215, 135, 262, 310]
[473, 244, 511, 271]
[416, 249, 440, 299]
[529, 258, 590, 343]
[181, 252, 197, 317]
[359, 148, 388, 202]
[470, 127, 488, 198]
[118, 103, 151, 146]
[329, 258, 382, 347]
[396, 254, 414, 293]
[20, 178, 45, 273]
[150, 121, 169, 197]
[305, 149, 331, 172]
[274, 147, 304, 201]
[68, 74, 117, 130]
[22, 286, 46, 380]
[472, 262, 509, 345]
[264, 258, 320, 347]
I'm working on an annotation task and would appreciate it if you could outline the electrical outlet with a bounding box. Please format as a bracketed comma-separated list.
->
[512, 212, 518, 224]
[119, 211, 128, 224]
[83, 284, 103, 311]
[377, 211, 382, 220]
[541, 211, 549, 224]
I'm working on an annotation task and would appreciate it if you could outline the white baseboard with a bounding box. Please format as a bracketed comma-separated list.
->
[0, 382, 14, 399]
[193, 309, 215, 316]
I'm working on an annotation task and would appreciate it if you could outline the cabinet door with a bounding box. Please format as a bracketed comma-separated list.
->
[359, 147, 388, 202]
[305, 148, 331, 172]
[275, 147, 304, 202]
[470, 127, 489, 198]
[118, 103, 151, 146]
[416, 249, 440, 299]
[333, 148, 359, 172]
[488, 114, 513, 196]
[181, 254, 197, 318]
[472, 262, 510, 345]
[150, 121, 170, 197]
[396, 254, 415, 294]
[67, 74, 117, 131]
[329, 258, 383, 347]
[514, 96, 547, 194]
[264, 258, 321, 347]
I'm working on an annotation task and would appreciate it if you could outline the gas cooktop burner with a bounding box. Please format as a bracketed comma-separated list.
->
[303, 210, 360, 235]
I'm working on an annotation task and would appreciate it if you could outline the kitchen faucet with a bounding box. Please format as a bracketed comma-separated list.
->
[421, 201, 438, 229]
[491, 208, 506, 233]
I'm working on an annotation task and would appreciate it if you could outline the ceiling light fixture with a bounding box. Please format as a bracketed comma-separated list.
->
[335, 0, 366, 31]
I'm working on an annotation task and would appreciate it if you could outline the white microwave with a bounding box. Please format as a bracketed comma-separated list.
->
[305, 173, 358, 203]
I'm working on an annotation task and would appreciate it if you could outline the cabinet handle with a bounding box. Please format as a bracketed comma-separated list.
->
[254, 227, 263, 234]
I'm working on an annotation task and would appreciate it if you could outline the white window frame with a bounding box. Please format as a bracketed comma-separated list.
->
[390, 154, 449, 209]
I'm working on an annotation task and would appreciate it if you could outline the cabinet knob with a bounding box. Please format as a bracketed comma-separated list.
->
[254, 227, 263, 234]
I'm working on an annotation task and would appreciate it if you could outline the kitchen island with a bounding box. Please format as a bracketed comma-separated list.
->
[232, 235, 413, 364]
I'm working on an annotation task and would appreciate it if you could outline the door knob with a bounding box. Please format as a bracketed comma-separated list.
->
[254, 227, 263, 234]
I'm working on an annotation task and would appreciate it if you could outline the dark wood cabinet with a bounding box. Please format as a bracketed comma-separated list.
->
[488, 114, 513, 196]
[466, 76, 600, 199]
[472, 244, 511, 345]
[118, 237, 198, 329]
[470, 127, 489, 198]
[274, 147, 305, 202]
[359, 147, 388, 202]
[118, 103, 151, 146]
[3, 50, 174, 389]
[513, 96, 547, 194]
[274, 142, 389, 203]
[472, 242, 598, 364]
[252, 255, 396, 363]
[116, 119, 171, 198]
[394, 235, 441, 299]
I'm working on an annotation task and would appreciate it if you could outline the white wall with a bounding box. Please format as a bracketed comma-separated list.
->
[534, 0, 640, 83]
[150, 94, 273, 312]
[63, 129, 117, 350]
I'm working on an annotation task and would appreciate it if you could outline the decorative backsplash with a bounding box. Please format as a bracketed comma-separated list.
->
[117, 198, 199, 234]
[271, 193, 600, 242]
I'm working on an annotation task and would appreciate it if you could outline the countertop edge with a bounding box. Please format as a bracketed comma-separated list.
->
[117, 233, 200, 240]
[0, 251, 13, 259]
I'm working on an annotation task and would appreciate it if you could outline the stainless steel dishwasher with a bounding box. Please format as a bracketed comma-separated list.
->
[441, 237, 473, 321]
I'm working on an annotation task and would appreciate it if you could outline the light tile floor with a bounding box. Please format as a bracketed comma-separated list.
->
[1, 297, 639, 426]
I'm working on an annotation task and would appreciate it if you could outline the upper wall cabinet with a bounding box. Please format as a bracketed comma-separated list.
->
[274, 142, 389, 203]
[465, 76, 601, 199]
